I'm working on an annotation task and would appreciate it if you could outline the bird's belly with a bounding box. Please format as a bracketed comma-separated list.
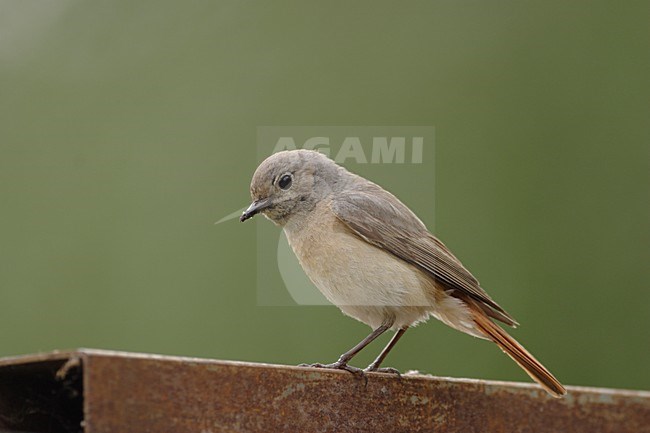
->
[284, 218, 434, 328]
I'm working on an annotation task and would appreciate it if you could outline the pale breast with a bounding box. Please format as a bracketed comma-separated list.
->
[283, 203, 433, 310]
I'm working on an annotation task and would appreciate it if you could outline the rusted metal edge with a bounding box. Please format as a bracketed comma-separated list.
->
[5, 348, 647, 397]
[1, 349, 649, 433]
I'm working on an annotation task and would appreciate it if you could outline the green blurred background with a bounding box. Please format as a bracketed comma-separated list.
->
[1, 1, 648, 391]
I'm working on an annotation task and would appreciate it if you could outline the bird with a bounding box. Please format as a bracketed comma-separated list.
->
[239, 149, 566, 397]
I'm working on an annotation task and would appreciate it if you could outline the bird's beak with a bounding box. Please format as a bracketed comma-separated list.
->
[240, 198, 271, 222]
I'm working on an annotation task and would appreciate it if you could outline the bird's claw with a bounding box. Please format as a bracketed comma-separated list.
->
[364, 366, 402, 376]
[299, 361, 366, 381]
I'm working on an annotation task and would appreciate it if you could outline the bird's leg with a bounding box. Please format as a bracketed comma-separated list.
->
[300, 323, 392, 378]
[364, 327, 407, 374]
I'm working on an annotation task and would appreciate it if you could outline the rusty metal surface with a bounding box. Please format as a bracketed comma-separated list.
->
[1, 349, 649, 433]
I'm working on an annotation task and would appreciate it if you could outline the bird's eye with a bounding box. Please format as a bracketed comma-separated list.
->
[278, 174, 292, 190]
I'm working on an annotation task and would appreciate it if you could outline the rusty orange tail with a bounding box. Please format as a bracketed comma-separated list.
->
[471, 308, 566, 398]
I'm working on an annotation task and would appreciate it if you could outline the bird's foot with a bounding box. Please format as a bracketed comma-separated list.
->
[299, 361, 366, 379]
[364, 365, 401, 376]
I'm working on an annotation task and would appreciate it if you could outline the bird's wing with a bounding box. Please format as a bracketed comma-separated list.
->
[330, 187, 518, 326]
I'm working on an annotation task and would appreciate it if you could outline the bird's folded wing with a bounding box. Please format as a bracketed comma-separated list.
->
[330, 188, 517, 326]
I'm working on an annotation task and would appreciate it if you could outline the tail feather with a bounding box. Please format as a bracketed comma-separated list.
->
[471, 307, 566, 398]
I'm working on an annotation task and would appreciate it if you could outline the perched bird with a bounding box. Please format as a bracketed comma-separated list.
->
[240, 149, 566, 397]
